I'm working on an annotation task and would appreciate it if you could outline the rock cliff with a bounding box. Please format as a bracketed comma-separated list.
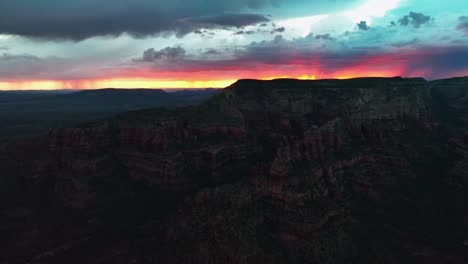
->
[1, 77, 466, 263]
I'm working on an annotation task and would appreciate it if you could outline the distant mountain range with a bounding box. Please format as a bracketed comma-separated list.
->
[0, 88, 219, 141]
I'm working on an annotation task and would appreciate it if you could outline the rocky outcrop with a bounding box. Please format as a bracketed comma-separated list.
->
[1, 77, 467, 263]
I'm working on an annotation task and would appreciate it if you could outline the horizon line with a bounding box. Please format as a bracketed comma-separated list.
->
[0, 75, 467, 91]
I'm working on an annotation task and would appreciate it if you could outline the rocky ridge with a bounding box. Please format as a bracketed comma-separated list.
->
[0, 77, 466, 263]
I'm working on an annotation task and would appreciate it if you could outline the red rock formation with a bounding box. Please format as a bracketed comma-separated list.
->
[2, 77, 466, 263]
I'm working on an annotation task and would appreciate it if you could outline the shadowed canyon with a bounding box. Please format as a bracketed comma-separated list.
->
[0, 77, 467, 263]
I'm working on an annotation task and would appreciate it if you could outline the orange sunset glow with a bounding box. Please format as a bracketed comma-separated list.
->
[1, 0, 467, 262]
[0, 67, 405, 90]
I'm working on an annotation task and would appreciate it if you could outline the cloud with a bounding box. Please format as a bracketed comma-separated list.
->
[140, 47, 186, 62]
[0, 53, 40, 61]
[398, 12, 432, 28]
[314, 34, 333, 40]
[0, 53, 63, 80]
[0, 52, 124, 81]
[457, 16, 468, 34]
[271, 27, 285, 34]
[175, 13, 269, 36]
[4, 7, 468, 82]
[402, 46, 468, 78]
[183, 14, 269, 28]
[357, 21, 369, 31]
[129, 23, 468, 80]
[204, 49, 221, 55]
[0, 0, 361, 41]
[391, 38, 419, 48]
[4, 30, 468, 82]
[235, 30, 256, 35]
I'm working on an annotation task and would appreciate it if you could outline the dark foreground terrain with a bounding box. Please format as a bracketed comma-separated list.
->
[0, 77, 467, 263]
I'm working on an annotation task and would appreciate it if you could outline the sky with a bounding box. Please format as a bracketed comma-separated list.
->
[0, 0, 467, 90]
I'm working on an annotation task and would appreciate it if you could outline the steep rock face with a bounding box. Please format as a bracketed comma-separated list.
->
[44, 108, 251, 208]
[1, 77, 467, 263]
[431, 77, 468, 245]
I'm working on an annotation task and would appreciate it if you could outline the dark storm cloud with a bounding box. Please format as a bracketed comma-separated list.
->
[184, 14, 269, 28]
[140, 47, 186, 62]
[457, 16, 468, 34]
[0, 1, 273, 40]
[314, 34, 333, 40]
[271, 27, 286, 34]
[403, 46, 468, 78]
[0, 0, 361, 41]
[237, 40, 468, 79]
[398, 12, 432, 28]
[357, 21, 369, 31]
